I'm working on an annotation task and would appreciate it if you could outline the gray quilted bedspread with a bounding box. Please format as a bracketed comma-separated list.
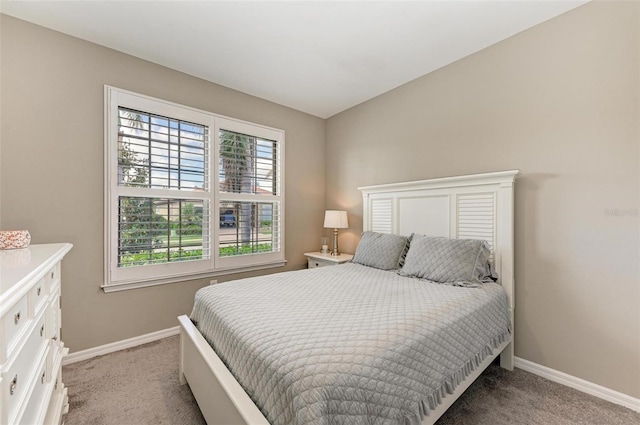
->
[190, 263, 511, 425]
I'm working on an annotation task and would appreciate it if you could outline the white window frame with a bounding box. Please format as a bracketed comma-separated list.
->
[103, 86, 286, 292]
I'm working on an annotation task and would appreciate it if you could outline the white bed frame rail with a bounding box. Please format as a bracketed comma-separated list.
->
[179, 170, 519, 425]
[179, 315, 269, 424]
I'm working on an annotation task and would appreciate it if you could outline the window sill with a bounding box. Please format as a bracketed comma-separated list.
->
[101, 260, 287, 293]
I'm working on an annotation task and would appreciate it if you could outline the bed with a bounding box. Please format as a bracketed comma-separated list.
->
[178, 170, 519, 424]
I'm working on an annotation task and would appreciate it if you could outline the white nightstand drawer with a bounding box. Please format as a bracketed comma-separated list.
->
[308, 258, 329, 268]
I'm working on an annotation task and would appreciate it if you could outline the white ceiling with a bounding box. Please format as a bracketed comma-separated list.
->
[1, 1, 587, 118]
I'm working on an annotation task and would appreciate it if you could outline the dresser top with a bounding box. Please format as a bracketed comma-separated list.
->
[0, 243, 72, 310]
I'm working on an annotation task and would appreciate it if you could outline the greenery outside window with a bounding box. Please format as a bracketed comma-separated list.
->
[104, 87, 285, 291]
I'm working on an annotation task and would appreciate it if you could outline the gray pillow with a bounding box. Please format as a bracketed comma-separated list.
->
[353, 231, 408, 270]
[397, 233, 413, 269]
[399, 234, 491, 287]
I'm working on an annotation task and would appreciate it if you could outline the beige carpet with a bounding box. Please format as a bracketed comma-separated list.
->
[63, 336, 640, 425]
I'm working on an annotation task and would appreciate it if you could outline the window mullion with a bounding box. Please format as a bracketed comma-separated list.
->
[147, 198, 153, 264]
[116, 186, 209, 200]
[167, 198, 171, 259]
[146, 112, 152, 189]
[177, 119, 181, 190]
[219, 193, 280, 203]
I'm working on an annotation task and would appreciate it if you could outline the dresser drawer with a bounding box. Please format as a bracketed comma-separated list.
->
[29, 276, 49, 316]
[2, 314, 48, 423]
[46, 263, 61, 293]
[16, 353, 50, 425]
[3, 295, 30, 357]
[44, 366, 68, 425]
[46, 292, 61, 342]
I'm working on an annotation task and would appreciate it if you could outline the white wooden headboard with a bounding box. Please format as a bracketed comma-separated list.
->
[358, 170, 519, 368]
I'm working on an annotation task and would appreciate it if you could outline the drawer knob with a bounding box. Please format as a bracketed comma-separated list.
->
[37, 286, 41, 296]
[40, 324, 45, 337]
[51, 271, 55, 280]
[52, 335, 58, 341]
[9, 375, 17, 395]
[41, 371, 46, 384]
[14, 311, 21, 325]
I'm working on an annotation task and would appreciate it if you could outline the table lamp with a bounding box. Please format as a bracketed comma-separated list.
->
[323, 210, 348, 256]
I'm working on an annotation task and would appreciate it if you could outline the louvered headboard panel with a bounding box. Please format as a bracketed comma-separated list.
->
[370, 198, 393, 234]
[359, 170, 518, 369]
[457, 192, 496, 259]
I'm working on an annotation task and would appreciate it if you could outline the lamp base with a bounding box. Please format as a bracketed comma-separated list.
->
[331, 228, 340, 256]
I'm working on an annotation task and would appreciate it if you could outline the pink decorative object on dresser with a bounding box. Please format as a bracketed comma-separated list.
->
[0, 230, 31, 249]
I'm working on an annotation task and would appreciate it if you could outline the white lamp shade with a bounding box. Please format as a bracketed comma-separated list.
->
[324, 210, 348, 229]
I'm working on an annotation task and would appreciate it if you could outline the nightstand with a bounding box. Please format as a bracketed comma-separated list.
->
[304, 252, 354, 268]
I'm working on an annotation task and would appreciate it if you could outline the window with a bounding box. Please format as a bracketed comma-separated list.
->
[104, 87, 285, 291]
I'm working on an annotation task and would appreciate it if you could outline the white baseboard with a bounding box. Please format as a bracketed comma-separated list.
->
[62, 326, 180, 366]
[515, 357, 640, 413]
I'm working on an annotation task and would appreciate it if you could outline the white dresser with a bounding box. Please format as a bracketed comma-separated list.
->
[0, 243, 72, 425]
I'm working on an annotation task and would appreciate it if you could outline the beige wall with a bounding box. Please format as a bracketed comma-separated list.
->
[0, 15, 325, 351]
[2, 1, 639, 401]
[326, 1, 640, 398]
